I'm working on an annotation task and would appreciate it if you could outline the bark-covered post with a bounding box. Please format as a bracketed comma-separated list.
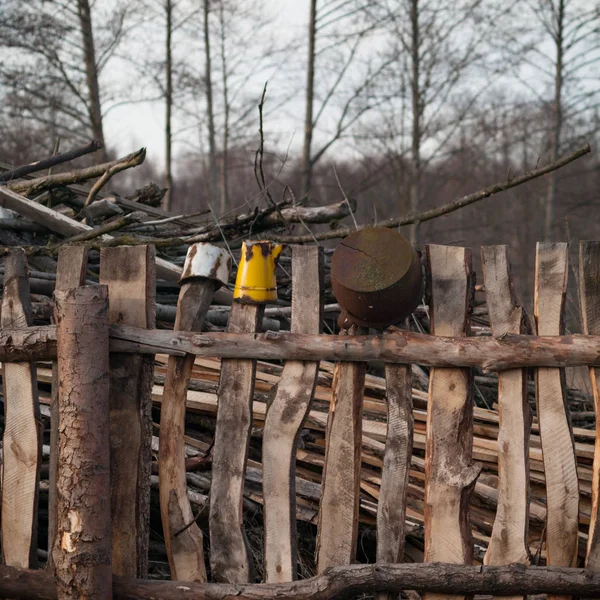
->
[52, 285, 112, 600]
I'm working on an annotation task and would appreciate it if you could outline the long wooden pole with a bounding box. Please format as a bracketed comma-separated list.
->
[53, 285, 112, 600]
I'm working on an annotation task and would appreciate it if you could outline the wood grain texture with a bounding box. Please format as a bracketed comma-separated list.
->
[263, 246, 323, 583]
[53, 285, 112, 600]
[579, 241, 600, 569]
[424, 245, 480, 600]
[48, 246, 89, 568]
[481, 246, 531, 598]
[100, 245, 156, 577]
[534, 242, 579, 600]
[1, 249, 42, 568]
[159, 279, 217, 582]
[210, 302, 264, 583]
[316, 324, 366, 573]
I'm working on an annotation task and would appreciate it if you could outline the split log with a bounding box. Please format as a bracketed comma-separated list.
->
[534, 242, 579, 600]
[263, 246, 323, 582]
[100, 246, 156, 577]
[424, 245, 480, 600]
[1, 249, 42, 568]
[53, 285, 112, 600]
[580, 241, 600, 569]
[481, 245, 530, 600]
[1, 563, 600, 599]
[210, 302, 264, 583]
[48, 246, 89, 569]
[316, 324, 366, 572]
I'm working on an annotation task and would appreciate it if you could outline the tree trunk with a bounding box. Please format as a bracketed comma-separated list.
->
[52, 285, 112, 600]
[544, 0, 564, 241]
[219, 1, 229, 216]
[204, 0, 219, 212]
[409, 0, 421, 244]
[164, 0, 174, 212]
[76, 0, 109, 163]
[300, 0, 317, 201]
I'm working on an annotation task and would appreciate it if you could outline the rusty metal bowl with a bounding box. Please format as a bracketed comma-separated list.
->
[331, 228, 423, 328]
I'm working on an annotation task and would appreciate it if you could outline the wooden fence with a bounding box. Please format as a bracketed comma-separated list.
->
[1, 240, 600, 598]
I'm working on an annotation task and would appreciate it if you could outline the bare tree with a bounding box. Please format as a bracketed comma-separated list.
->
[164, 0, 175, 210]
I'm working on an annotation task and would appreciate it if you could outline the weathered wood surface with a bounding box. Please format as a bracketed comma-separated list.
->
[100, 246, 156, 577]
[535, 242, 579, 600]
[580, 240, 600, 569]
[2, 563, 600, 600]
[481, 245, 530, 599]
[53, 285, 112, 600]
[316, 324, 366, 572]
[48, 246, 89, 568]
[159, 277, 218, 582]
[210, 302, 264, 583]
[424, 245, 480, 600]
[10, 324, 600, 369]
[263, 246, 323, 583]
[376, 362, 412, 600]
[1, 249, 42, 568]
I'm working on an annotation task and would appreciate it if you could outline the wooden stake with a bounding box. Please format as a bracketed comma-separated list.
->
[48, 246, 89, 568]
[580, 241, 600, 569]
[1, 249, 42, 569]
[53, 285, 111, 600]
[263, 246, 323, 582]
[316, 324, 366, 573]
[534, 242, 579, 600]
[100, 246, 156, 577]
[482, 246, 530, 600]
[424, 245, 480, 600]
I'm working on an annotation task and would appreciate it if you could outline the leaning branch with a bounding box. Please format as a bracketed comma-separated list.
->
[269, 144, 592, 243]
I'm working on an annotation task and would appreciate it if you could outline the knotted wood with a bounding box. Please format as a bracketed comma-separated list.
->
[482, 246, 531, 600]
[100, 246, 156, 577]
[535, 242, 579, 600]
[424, 245, 480, 600]
[1, 249, 42, 569]
[53, 285, 111, 600]
[263, 246, 323, 582]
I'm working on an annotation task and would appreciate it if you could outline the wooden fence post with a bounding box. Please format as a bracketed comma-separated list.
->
[263, 245, 323, 582]
[482, 246, 531, 600]
[534, 242, 579, 600]
[52, 285, 111, 600]
[100, 245, 156, 577]
[423, 245, 480, 600]
[1, 249, 42, 569]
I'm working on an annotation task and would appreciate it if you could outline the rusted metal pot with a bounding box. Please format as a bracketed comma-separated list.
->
[233, 240, 284, 304]
[331, 227, 423, 328]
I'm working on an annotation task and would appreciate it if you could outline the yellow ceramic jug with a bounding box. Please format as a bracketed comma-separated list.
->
[233, 240, 284, 304]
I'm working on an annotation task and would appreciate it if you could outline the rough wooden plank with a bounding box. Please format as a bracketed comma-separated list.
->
[316, 324, 366, 573]
[481, 245, 530, 600]
[535, 242, 579, 600]
[159, 277, 218, 582]
[1, 249, 42, 568]
[424, 244, 480, 600]
[100, 245, 156, 578]
[48, 246, 89, 568]
[263, 246, 323, 583]
[210, 302, 264, 583]
[53, 285, 111, 600]
[579, 240, 600, 569]
[376, 363, 413, 569]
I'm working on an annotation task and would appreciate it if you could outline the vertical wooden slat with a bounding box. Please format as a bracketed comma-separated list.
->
[53, 285, 111, 600]
[48, 246, 89, 567]
[263, 246, 323, 583]
[316, 324, 366, 573]
[535, 242, 579, 600]
[210, 301, 264, 583]
[376, 362, 413, 600]
[580, 240, 600, 569]
[481, 246, 530, 600]
[1, 249, 42, 568]
[100, 246, 156, 577]
[424, 245, 480, 600]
